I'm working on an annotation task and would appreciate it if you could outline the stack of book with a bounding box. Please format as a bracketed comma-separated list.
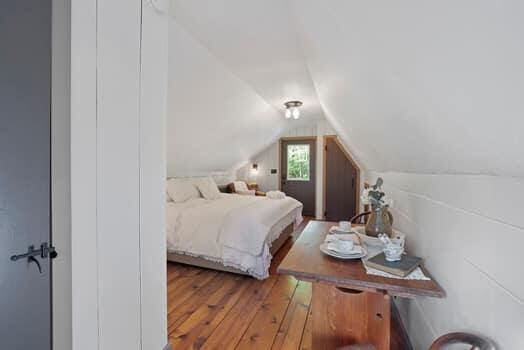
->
[365, 252, 422, 277]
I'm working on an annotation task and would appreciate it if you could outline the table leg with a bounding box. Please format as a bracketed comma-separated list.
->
[311, 283, 391, 350]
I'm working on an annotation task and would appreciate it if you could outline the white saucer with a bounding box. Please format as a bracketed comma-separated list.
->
[320, 243, 367, 260]
[329, 226, 354, 234]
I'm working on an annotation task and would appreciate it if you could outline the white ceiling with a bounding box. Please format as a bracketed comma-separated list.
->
[168, 0, 524, 176]
[170, 0, 323, 121]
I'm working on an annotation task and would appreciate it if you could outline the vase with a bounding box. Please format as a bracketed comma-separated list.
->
[365, 207, 393, 237]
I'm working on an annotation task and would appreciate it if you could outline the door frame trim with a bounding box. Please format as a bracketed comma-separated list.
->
[322, 135, 361, 220]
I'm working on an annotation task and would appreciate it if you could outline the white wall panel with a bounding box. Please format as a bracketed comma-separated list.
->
[70, 0, 99, 348]
[366, 171, 524, 349]
[71, 1, 168, 350]
[139, 1, 169, 349]
[96, 0, 142, 349]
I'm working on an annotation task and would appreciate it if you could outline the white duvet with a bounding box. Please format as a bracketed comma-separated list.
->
[166, 193, 303, 279]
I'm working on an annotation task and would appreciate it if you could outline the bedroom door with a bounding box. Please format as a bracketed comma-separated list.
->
[280, 138, 316, 216]
[0, 0, 54, 349]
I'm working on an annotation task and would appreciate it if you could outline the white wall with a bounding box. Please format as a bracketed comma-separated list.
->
[52, 0, 71, 348]
[366, 171, 524, 349]
[166, 17, 285, 175]
[70, 0, 168, 349]
[237, 119, 338, 219]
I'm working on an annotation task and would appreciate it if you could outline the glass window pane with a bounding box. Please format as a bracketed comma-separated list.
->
[287, 144, 310, 181]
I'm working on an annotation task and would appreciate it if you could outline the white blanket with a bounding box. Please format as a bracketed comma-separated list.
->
[166, 193, 303, 279]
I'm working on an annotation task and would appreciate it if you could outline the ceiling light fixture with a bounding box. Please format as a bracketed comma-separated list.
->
[284, 101, 303, 120]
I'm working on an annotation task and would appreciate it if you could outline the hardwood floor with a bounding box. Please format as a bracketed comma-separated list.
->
[167, 218, 410, 349]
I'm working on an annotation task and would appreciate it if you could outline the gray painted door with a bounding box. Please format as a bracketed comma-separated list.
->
[280, 139, 316, 216]
[0, 1, 52, 349]
[325, 137, 358, 221]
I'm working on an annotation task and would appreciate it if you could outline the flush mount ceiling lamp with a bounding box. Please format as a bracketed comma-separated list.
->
[284, 101, 303, 120]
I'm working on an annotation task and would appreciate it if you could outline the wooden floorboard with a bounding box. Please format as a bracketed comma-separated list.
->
[167, 217, 411, 349]
[270, 280, 312, 350]
[236, 275, 299, 349]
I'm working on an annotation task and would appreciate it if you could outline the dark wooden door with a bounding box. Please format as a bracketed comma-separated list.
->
[325, 137, 358, 221]
[0, 1, 52, 348]
[280, 138, 316, 216]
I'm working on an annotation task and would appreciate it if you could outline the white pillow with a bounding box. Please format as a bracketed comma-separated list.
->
[166, 178, 200, 203]
[195, 177, 221, 200]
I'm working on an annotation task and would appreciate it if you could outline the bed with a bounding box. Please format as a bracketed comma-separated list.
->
[165, 177, 303, 279]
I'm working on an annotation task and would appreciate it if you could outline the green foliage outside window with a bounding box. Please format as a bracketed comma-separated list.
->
[287, 144, 310, 181]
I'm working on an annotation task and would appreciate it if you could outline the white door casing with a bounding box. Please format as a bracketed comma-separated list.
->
[70, 0, 168, 349]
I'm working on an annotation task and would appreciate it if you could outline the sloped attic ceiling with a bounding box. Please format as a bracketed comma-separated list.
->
[167, 3, 324, 175]
[169, 0, 524, 177]
[167, 19, 282, 175]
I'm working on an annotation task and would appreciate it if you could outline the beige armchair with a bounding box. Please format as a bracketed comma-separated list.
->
[227, 181, 265, 196]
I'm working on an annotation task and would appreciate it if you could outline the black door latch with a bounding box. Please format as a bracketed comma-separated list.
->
[10, 243, 58, 273]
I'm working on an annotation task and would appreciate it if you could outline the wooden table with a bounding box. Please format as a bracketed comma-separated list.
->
[277, 221, 445, 350]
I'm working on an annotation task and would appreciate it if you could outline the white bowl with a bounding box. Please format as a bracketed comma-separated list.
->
[353, 226, 405, 249]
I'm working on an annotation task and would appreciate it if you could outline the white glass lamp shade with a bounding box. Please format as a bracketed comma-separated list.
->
[292, 107, 300, 119]
[285, 109, 292, 119]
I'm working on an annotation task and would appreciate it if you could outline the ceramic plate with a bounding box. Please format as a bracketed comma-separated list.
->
[319, 243, 367, 260]
[325, 233, 358, 243]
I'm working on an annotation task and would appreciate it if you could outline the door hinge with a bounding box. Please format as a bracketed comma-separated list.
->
[324, 145, 328, 151]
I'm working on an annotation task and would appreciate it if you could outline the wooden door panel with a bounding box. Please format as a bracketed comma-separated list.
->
[325, 137, 358, 221]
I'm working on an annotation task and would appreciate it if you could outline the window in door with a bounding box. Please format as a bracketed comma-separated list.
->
[287, 144, 310, 181]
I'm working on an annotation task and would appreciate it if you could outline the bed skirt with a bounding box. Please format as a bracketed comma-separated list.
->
[166, 223, 294, 276]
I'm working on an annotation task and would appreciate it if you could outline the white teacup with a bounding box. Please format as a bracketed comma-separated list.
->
[383, 244, 404, 262]
[338, 221, 352, 232]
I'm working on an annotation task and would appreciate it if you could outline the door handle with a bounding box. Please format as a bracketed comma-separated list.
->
[10, 243, 57, 273]
[10, 245, 41, 261]
[28, 256, 42, 273]
[10, 243, 57, 261]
